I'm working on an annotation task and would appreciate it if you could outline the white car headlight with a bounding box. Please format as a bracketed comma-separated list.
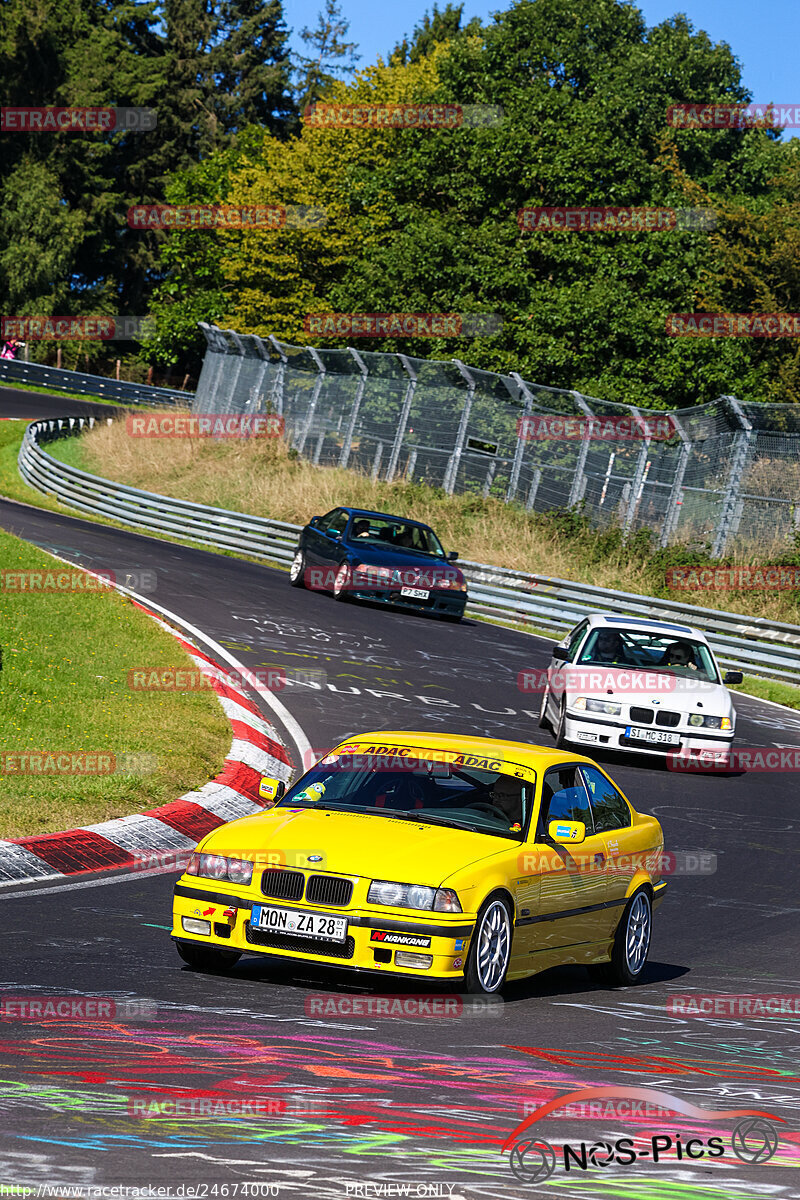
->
[585, 698, 622, 716]
[572, 697, 621, 716]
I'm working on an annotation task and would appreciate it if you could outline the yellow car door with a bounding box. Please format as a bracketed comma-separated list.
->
[526, 766, 609, 954]
[579, 764, 647, 931]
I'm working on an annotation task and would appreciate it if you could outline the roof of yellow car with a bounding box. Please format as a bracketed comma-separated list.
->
[336, 730, 595, 770]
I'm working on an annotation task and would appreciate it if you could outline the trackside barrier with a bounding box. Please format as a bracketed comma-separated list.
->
[17, 417, 800, 683]
[0, 358, 188, 407]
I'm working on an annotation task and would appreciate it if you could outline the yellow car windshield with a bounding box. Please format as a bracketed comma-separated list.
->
[277, 756, 534, 839]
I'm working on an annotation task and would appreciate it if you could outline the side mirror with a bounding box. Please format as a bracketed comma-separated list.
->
[259, 777, 286, 806]
[548, 819, 586, 846]
[447, 551, 459, 561]
[309, 516, 321, 528]
[723, 670, 743, 685]
[551, 645, 570, 662]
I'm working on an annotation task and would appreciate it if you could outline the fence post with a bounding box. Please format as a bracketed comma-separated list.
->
[660, 413, 691, 547]
[295, 347, 326, 455]
[711, 396, 754, 558]
[386, 355, 417, 481]
[339, 348, 368, 469]
[371, 441, 384, 481]
[221, 331, 247, 414]
[194, 323, 230, 412]
[267, 336, 288, 415]
[507, 372, 534, 502]
[568, 391, 595, 508]
[443, 360, 475, 495]
[622, 409, 652, 535]
[526, 467, 542, 511]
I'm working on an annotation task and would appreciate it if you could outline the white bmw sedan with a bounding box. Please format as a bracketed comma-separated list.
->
[538, 615, 742, 763]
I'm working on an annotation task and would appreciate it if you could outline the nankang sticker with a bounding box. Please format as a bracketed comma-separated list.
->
[370, 930, 432, 948]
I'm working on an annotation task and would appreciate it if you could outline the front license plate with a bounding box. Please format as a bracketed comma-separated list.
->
[251, 905, 347, 942]
[401, 587, 430, 599]
[625, 726, 681, 746]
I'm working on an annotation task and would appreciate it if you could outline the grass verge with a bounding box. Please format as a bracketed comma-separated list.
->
[0, 523, 230, 838]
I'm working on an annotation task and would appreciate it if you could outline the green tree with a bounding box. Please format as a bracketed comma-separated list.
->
[294, 0, 360, 112]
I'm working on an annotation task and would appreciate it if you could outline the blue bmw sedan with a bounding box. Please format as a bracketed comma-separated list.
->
[289, 507, 468, 621]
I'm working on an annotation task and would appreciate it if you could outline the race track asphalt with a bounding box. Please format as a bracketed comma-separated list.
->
[0, 392, 798, 1198]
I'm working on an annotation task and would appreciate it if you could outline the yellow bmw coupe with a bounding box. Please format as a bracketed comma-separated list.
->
[171, 732, 666, 993]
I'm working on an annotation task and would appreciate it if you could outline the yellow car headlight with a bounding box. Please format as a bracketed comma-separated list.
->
[368, 880, 462, 912]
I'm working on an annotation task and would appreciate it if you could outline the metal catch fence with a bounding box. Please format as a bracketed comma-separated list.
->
[18, 416, 800, 682]
[193, 324, 800, 557]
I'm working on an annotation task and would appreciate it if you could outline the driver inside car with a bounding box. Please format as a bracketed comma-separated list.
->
[479, 775, 524, 830]
[582, 628, 636, 666]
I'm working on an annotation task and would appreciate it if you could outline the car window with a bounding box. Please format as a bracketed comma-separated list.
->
[315, 509, 338, 532]
[580, 766, 631, 832]
[538, 767, 594, 836]
[328, 510, 349, 536]
[576, 626, 718, 683]
[564, 622, 588, 661]
[276, 754, 535, 840]
[345, 516, 445, 557]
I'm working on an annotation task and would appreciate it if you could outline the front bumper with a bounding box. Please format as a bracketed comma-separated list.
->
[172, 881, 473, 980]
[348, 587, 467, 617]
[564, 711, 734, 760]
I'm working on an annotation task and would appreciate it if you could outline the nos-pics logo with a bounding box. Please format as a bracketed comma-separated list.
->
[504, 1086, 782, 1184]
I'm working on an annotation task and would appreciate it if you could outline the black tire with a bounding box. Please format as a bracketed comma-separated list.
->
[463, 894, 513, 994]
[603, 888, 653, 986]
[289, 549, 306, 588]
[538, 686, 551, 730]
[554, 698, 569, 749]
[333, 561, 352, 601]
[176, 941, 241, 972]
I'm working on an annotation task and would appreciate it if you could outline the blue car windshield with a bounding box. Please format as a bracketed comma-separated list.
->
[348, 517, 445, 557]
[275, 756, 533, 839]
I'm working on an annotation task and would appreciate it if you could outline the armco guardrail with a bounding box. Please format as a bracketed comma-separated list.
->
[0, 358, 189, 407]
[18, 416, 800, 683]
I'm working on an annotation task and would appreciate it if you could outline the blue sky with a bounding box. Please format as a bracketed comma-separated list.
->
[285, 0, 798, 119]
